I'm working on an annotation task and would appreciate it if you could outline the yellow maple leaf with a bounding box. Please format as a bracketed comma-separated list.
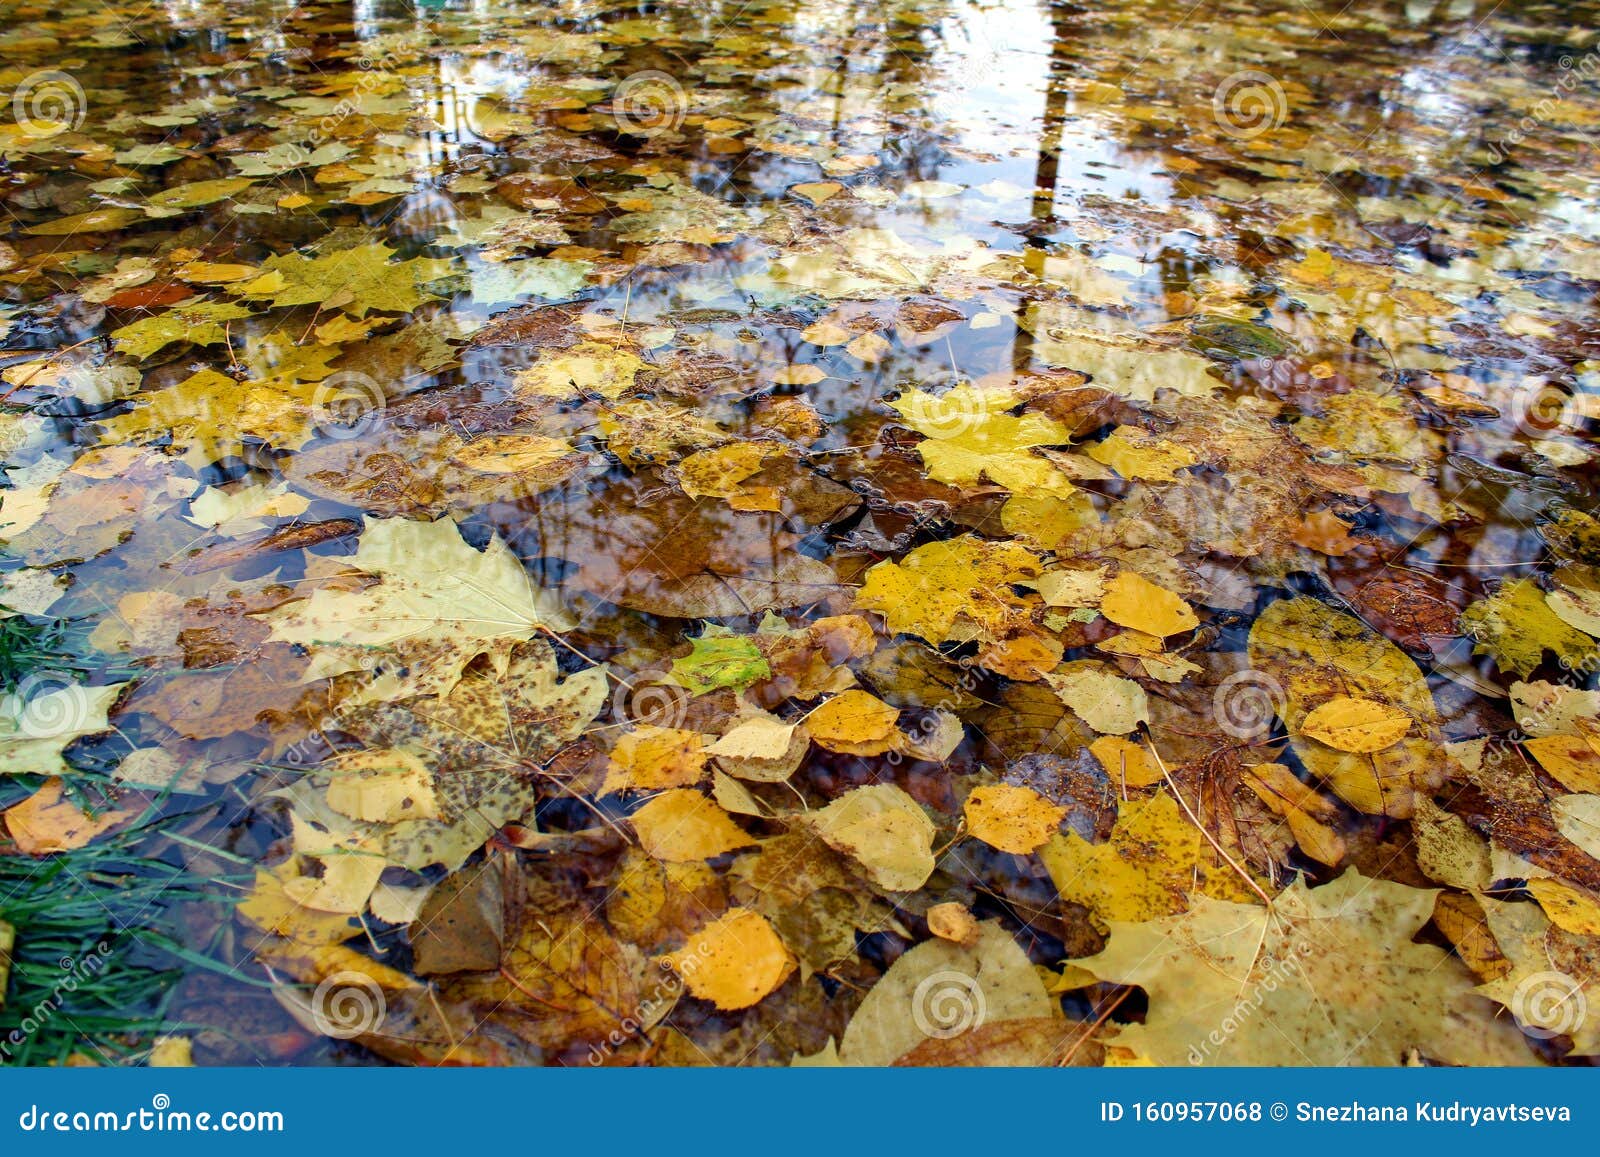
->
[1085, 426, 1197, 481]
[854, 535, 1042, 644]
[891, 386, 1075, 496]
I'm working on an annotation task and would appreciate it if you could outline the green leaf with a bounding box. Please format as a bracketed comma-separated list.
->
[664, 634, 771, 695]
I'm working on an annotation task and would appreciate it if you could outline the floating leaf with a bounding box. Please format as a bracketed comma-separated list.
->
[806, 690, 900, 755]
[1040, 792, 1264, 931]
[111, 301, 252, 359]
[664, 909, 795, 1010]
[631, 790, 755, 862]
[3, 778, 138, 853]
[1077, 871, 1533, 1065]
[664, 634, 771, 696]
[804, 785, 936, 892]
[838, 922, 1053, 1065]
[1461, 578, 1598, 678]
[262, 517, 574, 703]
[1248, 597, 1444, 817]
[890, 386, 1075, 496]
[1300, 696, 1412, 753]
[238, 242, 452, 316]
[1044, 664, 1149, 735]
[1098, 571, 1198, 637]
[963, 784, 1066, 854]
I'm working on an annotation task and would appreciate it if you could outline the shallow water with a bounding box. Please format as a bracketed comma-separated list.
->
[1, 0, 1598, 1065]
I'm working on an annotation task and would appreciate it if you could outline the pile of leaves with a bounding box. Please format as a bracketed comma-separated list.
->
[1, 0, 1599, 1066]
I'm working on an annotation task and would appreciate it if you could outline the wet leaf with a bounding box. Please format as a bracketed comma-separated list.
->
[1098, 571, 1198, 638]
[963, 784, 1066, 854]
[664, 634, 771, 696]
[1248, 597, 1444, 817]
[0, 681, 126, 778]
[803, 785, 936, 892]
[891, 386, 1075, 496]
[1300, 696, 1412, 753]
[1076, 871, 1534, 1066]
[806, 689, 900, 755]
[1039, 791, 1264, 930]
[632, 790, 756, 862]
[664, 909, 795, 1010]
[1461, 579, 1598, 679]
[238, 243, 452, 316]
[4, 779, 138, 853]
[838, 922, 1053, 1065]
[262, 516, 574, 703]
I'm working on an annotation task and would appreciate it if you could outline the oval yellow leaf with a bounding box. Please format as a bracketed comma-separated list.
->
[1099, 571, 1198, 637]
[631, 789, 755, 862]
[807, 689, 900, 755]
[1089, 735, 1165, 788]
[805, 784, 936, 891]
[963, 783, 1067, 854]
[1301, 696, 1412, 753]
[665, 909, 795, 1010]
